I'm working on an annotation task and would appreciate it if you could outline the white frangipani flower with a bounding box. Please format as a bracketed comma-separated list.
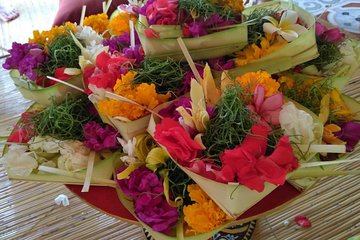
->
[263, 10, 308, 42]
[279, 102, 315, 145]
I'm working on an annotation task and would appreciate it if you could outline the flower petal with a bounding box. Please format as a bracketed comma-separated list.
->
[279, 10, 298, 26]
[263, 22, 280, 34]
[279, 29, 299, 42]
[263, 16, 279, 26]
[287, 24, 308, 35]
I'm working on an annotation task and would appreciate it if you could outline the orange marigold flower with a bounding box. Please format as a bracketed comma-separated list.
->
[97, 71, 171, 120]
[235, 33, 286, 66]
[183, 184, 230, 235]
[108, 12, 137, 36]
[236, 70, 280, 96]
[219, 0, 244, 13]
[83, 13, 110, 38]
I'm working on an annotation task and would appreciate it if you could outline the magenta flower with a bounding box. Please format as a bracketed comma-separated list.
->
[116, 167, 164, 199]
[135, 193, 178, 232]
[247, 85, 283, 129]
[159, 97, 192, 119]
[334, 121, 360, 152]
[116, 167, 179, 232]
[83, 121, 119, 151]
[181, 65, 204, 94]
[315, 22, 345, 44]
[208, 57, 235, 71]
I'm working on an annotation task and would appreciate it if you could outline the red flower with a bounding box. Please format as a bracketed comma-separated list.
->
[220, 125, 298, 192]
[87, 52, 134, 90]
[154, 118, 204, 166]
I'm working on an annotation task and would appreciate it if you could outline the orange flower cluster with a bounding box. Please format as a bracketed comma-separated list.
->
[235, 34, 287, 66]
[83, 13, 110, 38]
[183, 184, 230, 235]
[236, 70, 280, 96]
[28, 22, 76, 48]
[108, 12, 137, 36]
[218, 0, 244, 13]
[97, 71, 171, 121]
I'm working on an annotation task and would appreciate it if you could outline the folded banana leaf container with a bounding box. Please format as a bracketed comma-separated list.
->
[222, 0, 319, 78]
[9, 70, 84, 106]
[136, 16, 248, 61]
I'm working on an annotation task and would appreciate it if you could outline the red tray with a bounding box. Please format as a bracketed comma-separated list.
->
[66, 182, 301, 224]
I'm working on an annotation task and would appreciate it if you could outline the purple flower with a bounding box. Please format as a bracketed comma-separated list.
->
[116, 167, 164, 199]
[334, 121, 360, 152]
[3, 42, 47, 80]
[135, 193, 178, 233]
[83, 121, 119, 151]
[181, 65, 204, 94]
[189, 21, 208, 37]
[159, 97, 192, 119]
[122, 44, 144, 65]
[103, 32, 140, 54]
[208, 57, 235, 71]
[205, 14, 235, 28]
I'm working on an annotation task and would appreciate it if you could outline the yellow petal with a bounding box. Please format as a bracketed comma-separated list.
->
[319, 94, 330, 124]
[220, 71, 234, 93]
[176, 106, 195, 129]
[202, 63, 221, 106]
[116, 163, 143, 180]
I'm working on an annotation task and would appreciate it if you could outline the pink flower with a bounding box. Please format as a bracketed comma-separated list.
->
[144, 0, 178, 25]
[247, 85, 283, 129]
[83, 121, 119, 151]
[315, 22, 345, 44]
[322, 28, 345, 44]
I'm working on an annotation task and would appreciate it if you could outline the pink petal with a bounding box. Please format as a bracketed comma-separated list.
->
[254, 85, 265, 111]
[260, 93, 283, 112]
[294, 215, 312, 228]
[262, 109, 281, 125]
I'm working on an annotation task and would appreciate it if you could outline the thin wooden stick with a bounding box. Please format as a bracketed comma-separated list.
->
[298, 144, 346, 153]
[81, 151, 96, 192]
[102, 1, 106, 13]
[46, 76, 85, 93]
[104, 0, 113, 14]
[129, 20, 135, 50]
[176, 37, 202, 83]
[80, 5, 87, 26]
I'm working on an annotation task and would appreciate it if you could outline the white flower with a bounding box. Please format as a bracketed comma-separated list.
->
[279, 102, 315, 144]
[117, 137, 137, 164]
[0, 145, 38, 176]
[75, 25, 103, 46]
[29, 136, 61, 153]
[263, 10, 307, 42]
[57, 141, 91, 171]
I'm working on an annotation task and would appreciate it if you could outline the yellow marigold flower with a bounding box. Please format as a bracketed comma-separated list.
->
[236, 70, 280, 96]
[235, 33, 286, 66]
[83, 13, 110, 38]
[330, 89, 355, 121]
[183, 184, 230, 235]
[97, 71, 171, 120]
[108, 12, 137, 36]
[28, 22, 76, 48]
[323, 124, 346, 145]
